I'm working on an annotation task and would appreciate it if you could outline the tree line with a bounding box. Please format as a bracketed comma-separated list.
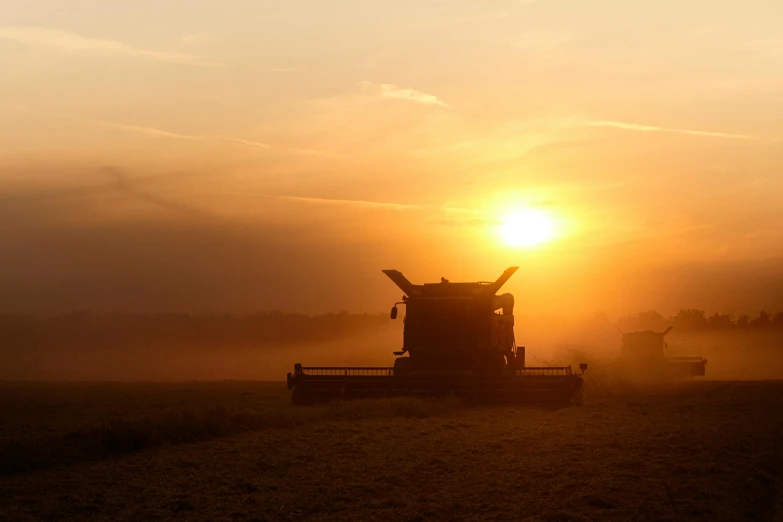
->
[0, 311, 392, 349]
[0, 308, 780, 351]
[616, 309, 783, 333]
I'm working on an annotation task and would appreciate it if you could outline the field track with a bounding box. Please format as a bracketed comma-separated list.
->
[1, 380, 782, 521]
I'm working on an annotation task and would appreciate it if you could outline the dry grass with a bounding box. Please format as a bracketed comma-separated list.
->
[0, 380, 782, 521]
[0, 383, 459, 475]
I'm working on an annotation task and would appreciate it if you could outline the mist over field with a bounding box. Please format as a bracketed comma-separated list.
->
[2, 310, 781, 382]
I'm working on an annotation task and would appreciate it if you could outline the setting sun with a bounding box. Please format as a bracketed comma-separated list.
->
[498, 208, 556, 248]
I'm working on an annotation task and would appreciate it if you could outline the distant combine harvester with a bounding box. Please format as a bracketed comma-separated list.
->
[619, 326, 707, 378]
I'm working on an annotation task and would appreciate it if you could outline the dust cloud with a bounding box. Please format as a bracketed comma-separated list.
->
[1, 312, 781, 382]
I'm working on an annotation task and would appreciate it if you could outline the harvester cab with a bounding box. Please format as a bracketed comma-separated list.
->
[382, 267, 522, 377]
[287, 268, 587, 406]
[621, 326, 707, 378]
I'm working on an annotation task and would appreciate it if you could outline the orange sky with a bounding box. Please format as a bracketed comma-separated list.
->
[0, 0, 782, 316]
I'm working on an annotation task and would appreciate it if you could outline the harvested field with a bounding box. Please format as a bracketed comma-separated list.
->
[1, 380, 782, 521]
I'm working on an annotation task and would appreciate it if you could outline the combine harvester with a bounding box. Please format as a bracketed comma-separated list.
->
[287, 267, 587, 406]
[620, 327, 707, 378]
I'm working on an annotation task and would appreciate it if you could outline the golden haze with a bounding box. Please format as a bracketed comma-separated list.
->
[0, 1, 781, 317]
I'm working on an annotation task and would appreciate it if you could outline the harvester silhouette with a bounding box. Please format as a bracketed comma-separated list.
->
[287, 267, 587, 405]
[620, 326, 707, 377]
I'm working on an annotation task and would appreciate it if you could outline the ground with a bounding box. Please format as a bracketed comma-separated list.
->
[1, 380, 782, 521]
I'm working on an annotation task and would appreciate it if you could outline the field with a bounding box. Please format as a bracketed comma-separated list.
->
[1, 379, 782, 521]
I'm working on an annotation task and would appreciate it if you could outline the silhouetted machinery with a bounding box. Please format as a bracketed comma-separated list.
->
[620, 326, 707, 377]
[287, 267, 587, 405]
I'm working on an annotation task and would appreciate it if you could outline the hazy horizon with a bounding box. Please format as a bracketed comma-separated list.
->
[2, 0, 782, 316]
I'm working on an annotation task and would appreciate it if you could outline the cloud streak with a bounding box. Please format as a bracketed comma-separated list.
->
[587, 119, 757, 141]
[92, 120, 202, 140]
[217, 136, 271, 149]
[103, 167, 209, 218]
[275, 194, 427, 210]
[361, 81, 448, 107]
[224, 192, 481, 214]
[0, 26, 221, 67]
[84, 119, 271, 149]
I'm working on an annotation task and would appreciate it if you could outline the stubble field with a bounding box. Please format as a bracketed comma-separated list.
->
[1, 378, 782, 521]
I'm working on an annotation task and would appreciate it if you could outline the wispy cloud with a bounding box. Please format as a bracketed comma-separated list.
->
[586, 119, 757, 141]
[91, 120, 202, 140]
[224, 191, 481, 214]
[86, 119, 271, 149]
[217, 136, 271, 149]
[0, 26, 221, 67]
[430, 217, 501, 227]
[103, 167, 209, 218]
[361, 81, 448, 107]
[284, 148, 339, 158]
[274, 194, 427, 211]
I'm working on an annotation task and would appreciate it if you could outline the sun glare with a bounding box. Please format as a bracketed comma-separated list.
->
[498, 208, 556, 248]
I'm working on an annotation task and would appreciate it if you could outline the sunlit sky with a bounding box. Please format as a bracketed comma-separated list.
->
[1, 0, 782, 315]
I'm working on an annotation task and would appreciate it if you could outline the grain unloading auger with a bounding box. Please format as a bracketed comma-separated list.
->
[287, 268, 587, 406]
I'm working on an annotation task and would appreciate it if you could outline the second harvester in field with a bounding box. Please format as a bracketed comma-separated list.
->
[620, 326, 707, 378]
[287, 267, 587, 406]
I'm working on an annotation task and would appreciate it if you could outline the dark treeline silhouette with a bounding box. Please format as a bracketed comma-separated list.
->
[1, 309, 781, 352]
[617, 309, 783, 333]
[0, 311, 392, 350]
[3, 309, 783, 382]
